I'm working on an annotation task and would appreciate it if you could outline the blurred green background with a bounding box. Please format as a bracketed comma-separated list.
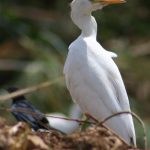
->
[0, 0, 149, 148]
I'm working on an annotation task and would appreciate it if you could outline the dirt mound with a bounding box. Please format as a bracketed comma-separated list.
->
[0, 117, 135, 150]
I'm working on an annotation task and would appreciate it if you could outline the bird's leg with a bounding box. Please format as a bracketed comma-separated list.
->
[80, 113, 99, 131]
[85, 113, 99, 123]
[77, 115, 86, 132]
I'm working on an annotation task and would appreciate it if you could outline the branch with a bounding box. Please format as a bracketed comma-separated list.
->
[46, 114, 95, 125]
[0, 76, 63, 102]
[99, 111, 147, 150]
[0, 107, 95, 125]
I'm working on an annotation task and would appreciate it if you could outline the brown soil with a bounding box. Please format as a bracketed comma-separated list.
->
[0, 117, 137, 150]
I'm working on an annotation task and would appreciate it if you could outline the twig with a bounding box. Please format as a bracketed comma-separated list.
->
[46, 114, 95, 125]
[99, 111, 147, 150]
[0, 107, 95, 125]
[0, 76, 63, 102]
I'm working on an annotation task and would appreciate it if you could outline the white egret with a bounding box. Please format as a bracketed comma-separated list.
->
[64, 0, 136, 145]
[46, 104, 82, 134]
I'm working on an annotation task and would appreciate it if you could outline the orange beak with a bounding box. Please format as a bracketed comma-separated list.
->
[92, 0, 126, 4]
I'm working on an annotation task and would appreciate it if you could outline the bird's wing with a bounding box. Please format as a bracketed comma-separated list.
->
[90, 43, 131, 111]
[100, 58, 136, 145]
[99, 53, 131, 111]
[11, 101, 49, 129]
[12, 102, 38, 127]
[91, 47, 136, 144]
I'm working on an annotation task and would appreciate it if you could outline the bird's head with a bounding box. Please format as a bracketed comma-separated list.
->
[71, 0, 126, 14]
[6, 87, 26, 102]
[6, 87, 19, 93]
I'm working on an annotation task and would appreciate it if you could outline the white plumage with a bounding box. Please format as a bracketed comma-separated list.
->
[64, 0, 136, 145]
[47, 104, 82, 134]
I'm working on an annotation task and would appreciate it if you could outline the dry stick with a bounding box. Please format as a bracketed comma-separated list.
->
[0, 107, 96, 135]
[46, 114, 95, 125]
[0, 107, 95, 125]
[0, 76, 63, 102]
[99, 111, 147, 150]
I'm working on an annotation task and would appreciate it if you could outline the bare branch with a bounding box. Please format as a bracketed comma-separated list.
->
[0, 107, 95, 125]
[99, 111, 147, 150]
[0, 76, 63, 102]
[46, 114, 95, 125]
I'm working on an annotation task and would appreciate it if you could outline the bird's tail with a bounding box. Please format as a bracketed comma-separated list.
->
[105, 113, 136, 146]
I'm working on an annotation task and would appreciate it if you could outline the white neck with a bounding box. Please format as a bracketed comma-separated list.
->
[71, 10, 97, 38]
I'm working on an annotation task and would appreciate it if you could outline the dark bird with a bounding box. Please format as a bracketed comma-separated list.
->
[6, 87, 53, 131]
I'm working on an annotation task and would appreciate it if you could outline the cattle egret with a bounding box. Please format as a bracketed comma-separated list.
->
[64, 0, 136, 145]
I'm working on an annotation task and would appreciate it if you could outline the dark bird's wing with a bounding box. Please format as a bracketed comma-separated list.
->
[11, 100, 50, 131]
